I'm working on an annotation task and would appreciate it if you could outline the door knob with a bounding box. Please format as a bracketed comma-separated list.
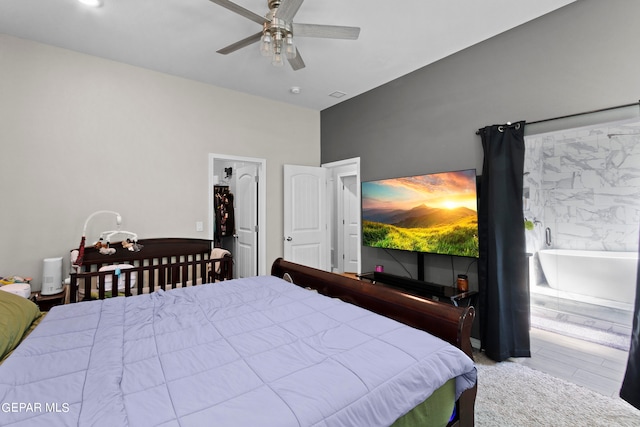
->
[286, 236, 293, 241]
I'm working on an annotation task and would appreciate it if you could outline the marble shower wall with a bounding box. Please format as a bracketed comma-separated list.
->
[523, 136, 546, 253]
[524, 119, 640, 253]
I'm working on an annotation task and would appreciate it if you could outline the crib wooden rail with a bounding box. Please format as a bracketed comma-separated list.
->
[69, 238, 233, 302]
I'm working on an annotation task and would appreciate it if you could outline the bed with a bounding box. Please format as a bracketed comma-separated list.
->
[0, 240, 477, 427]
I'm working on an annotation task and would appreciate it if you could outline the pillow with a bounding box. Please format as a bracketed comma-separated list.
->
[0, 289, 42, 360]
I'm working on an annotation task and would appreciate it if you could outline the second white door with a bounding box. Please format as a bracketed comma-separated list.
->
[341, 175, 359, 273]
[283, 165, 329, 271]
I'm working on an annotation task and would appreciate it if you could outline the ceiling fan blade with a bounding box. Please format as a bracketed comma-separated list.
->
[275, 0, 305, 22]
[292, 23, 360, 40]
[208, 0, 266, 25]
[288, 48, 305, 71]
[217, 31, 262, 55]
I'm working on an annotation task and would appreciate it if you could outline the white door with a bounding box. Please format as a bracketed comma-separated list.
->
[235, 164, 258, 278]
[341, 175, 360, 273]
[283, 165, 329, 270]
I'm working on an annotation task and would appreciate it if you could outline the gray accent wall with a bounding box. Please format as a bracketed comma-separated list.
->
[320, 0, 640, 288]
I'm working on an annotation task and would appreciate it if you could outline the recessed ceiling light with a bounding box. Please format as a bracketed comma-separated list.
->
[329, 91, 346, 99]
[78, 0, 102, 7]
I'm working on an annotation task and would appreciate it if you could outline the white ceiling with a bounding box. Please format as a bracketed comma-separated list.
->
[0, 0, 576, 111]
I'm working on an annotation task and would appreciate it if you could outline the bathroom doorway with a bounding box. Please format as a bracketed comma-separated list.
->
[523, 118, 640, 350]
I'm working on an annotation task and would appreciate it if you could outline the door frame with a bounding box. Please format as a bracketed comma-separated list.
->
[208, 153, 267, 275]
[322, 157, 361, 274]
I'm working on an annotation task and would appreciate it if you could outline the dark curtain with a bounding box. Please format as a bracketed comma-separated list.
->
[478, 121, 531, 361]
[620, 230, 640, 409]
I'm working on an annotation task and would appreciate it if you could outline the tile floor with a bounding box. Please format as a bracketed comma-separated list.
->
[512, 327, 630, 398]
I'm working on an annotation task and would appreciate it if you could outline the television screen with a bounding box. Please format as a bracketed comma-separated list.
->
[361, 169, 479, 257]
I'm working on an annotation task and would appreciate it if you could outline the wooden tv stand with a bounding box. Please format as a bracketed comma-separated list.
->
[358, 271, 478, 308]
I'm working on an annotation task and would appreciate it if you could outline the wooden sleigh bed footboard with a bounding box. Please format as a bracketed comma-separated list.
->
[70, 238, 233, 302]
[271, 258, 477, 427]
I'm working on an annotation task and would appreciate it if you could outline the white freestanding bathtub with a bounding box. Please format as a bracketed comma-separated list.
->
[538, 249, 638, 304]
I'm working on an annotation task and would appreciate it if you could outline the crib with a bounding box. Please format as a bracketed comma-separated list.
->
[69, 238, 233, 302]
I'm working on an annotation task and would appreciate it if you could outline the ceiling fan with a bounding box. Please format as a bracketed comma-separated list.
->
[209, 0, 360, 70]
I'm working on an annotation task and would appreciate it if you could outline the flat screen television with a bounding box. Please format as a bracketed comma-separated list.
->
[361, 168, 479, 257]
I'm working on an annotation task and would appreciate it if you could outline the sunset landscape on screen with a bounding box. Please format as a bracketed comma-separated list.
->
[362, 169, 479, 257]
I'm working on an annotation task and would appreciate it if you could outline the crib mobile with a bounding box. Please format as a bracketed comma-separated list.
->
[93, 230, 143, 255]
[73, 210, 143, 267]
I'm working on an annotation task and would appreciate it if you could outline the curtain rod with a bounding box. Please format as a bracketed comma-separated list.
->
[475, 100, 640, 135]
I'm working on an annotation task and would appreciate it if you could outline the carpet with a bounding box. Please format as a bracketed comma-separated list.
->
[474, 352, 640, 426]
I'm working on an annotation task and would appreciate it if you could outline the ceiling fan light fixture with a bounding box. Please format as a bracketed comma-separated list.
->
[271, 50, 285, 67]
[260, 32, 273, 57]
[210, 0, 360, 71]
[285, 33, 296, 59]
[262, 26, 290, 67]
[273, 30, 283, 49]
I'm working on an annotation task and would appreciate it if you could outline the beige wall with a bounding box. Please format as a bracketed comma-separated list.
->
[0, 35, 320, 290]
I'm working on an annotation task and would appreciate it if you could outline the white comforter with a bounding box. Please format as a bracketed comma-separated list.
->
[0, 275, 476, 426]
